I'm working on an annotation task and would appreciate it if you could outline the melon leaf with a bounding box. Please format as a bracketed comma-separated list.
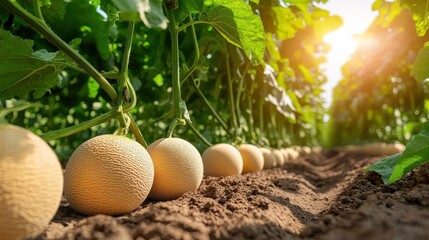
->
[367, 121, 429, 184]
[0, 29, 79, 100]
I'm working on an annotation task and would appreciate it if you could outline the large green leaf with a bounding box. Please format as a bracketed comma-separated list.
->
[366, 153, 402, 184]
[111, 0, 168, 29]
[388, 121, 429, 183]
[0, 30, 78, 100]
[400, 0, 429, 36]
[367, 121, 429, 184]
[43, 0, 110, 60]
[412, 42, 429, 81]
[201, 0, 265, 65]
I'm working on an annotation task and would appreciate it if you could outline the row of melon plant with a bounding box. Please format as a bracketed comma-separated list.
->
[0, 112, 311, 239]
[329, 0, 429, 147]
[0, 0, 338, 239]
[0, 0, 340, 159]
[327, 0, 429, 184]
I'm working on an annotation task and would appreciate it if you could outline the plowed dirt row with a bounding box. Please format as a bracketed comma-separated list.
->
[36, 151, 429, 240]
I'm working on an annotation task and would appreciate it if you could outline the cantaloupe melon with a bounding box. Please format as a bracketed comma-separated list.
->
[301, 146, 312, 155]
[312, 146, 323, 154]
[237, 144, 264, 173]
[0, 124, 63, 240]
[64, 134, 154, 215]
[202, 143, 243, 176]
[147, 138, 203, 201]
[272, 149, 285, 166]
[260, 147, 276, 169]
[382, 143, 405, 155]
[285, 148, 300, 160]
[281, 148, 290, 163]
[361, 142, 385, 156]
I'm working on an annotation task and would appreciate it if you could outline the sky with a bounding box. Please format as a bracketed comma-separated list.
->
[317, 0, 378, 107]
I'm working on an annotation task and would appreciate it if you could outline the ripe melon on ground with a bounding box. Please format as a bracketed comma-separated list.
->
[64, 134, 154, 216]
[0, 124, 63, 240]
[272, 149, 285, 166]
[281, 148, 290, 163]
[147, 138, 204, 201]
[260, 147, 276, 169]
[286, 148, 300, 160]
[202, 143, 243, 176]
[237, 144, 264, 173]
[382, 143, 405, 155]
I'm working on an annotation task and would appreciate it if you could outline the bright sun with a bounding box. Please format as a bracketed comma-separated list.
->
[324, 28, 360, 71]
[318, 0, 378, 107]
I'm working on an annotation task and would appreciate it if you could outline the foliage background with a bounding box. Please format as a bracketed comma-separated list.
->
[1, 0, 429, 166]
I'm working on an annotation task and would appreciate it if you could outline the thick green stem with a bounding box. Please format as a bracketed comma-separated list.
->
[118, 21, 135, 104]
[116, 21, 147, 146]
[1, 1, 118, 102]
[117, 21, 135, 130]
[166, 8, 185, 137]
[41, 109, 117, 141]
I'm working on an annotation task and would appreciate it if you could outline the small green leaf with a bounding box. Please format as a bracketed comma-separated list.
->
[179, 100, 191, 122]
[152, 73, 164, 86]
[111, 0, 168, 29]
[412, 42, 429, 81]
[202, 0, 265, 65]
[87, 78, 100, 99]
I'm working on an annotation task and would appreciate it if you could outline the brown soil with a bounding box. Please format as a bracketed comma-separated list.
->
[35, 151, 429, 240]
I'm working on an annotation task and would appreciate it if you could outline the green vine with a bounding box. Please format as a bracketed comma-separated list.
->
[166, 7, 186, 138]
[1, 0, 147, 146]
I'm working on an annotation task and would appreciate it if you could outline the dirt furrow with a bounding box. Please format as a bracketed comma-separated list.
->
[35, 152, 429, 240]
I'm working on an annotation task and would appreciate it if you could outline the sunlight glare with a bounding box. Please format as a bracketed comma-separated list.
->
[318, 0, 378, 108]
[324, 28, 359, 70]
